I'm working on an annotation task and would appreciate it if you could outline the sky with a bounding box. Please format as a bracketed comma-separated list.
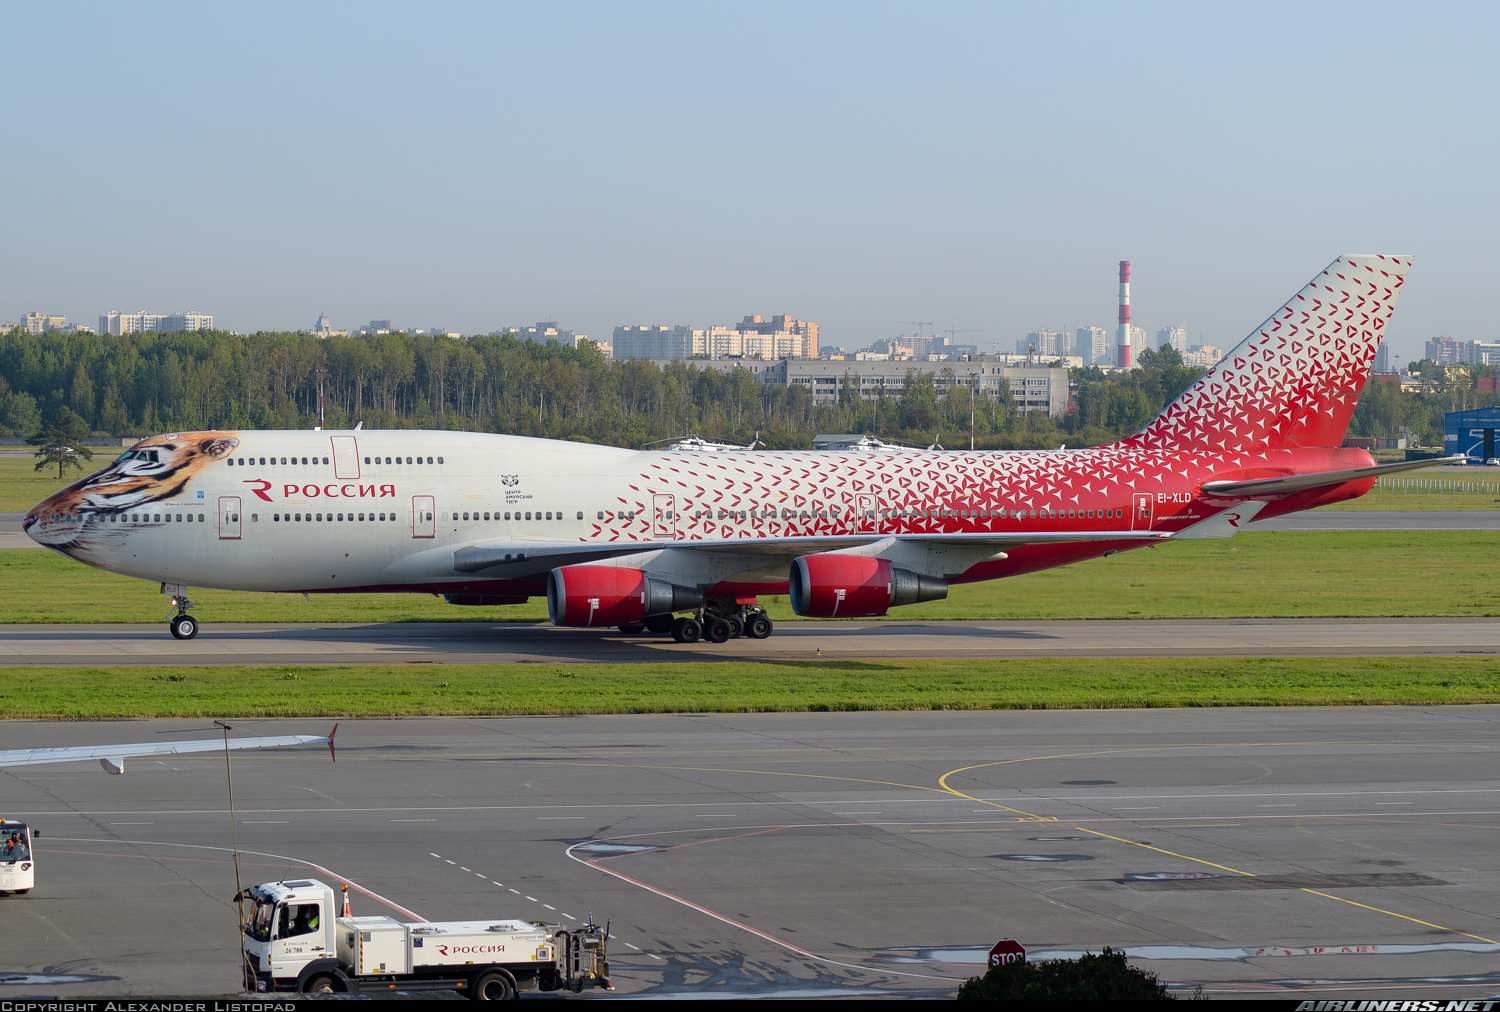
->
[4, 2, 1498, 367]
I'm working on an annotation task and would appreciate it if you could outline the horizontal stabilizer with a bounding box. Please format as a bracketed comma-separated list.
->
[0, 728, 336, 774]
[1202, 456, 1465, 499]
[1171, 501, 1269, 539]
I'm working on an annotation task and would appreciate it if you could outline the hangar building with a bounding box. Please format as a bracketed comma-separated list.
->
[1444, 407, 1500, 460]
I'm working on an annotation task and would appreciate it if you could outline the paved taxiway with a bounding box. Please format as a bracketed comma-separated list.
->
[2, 616, 1497, 666]
[3, 708, 1500, 999]
[2, 509, 1497, 553]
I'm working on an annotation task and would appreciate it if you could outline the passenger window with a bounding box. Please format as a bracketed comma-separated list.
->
[576, 511, 583, 520]
[278, 902, 322, 939]
[504, 512, 511, 520]
[427, 457, 433, 464]
[437, 457, 443, 464]
[364, 457, 371, 464]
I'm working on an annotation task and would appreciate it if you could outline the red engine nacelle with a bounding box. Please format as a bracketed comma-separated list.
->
[788, 554, 948, 618]
[546, 566, 703, 627]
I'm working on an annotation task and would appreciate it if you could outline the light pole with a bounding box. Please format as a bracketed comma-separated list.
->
[216, 720, 250, 992]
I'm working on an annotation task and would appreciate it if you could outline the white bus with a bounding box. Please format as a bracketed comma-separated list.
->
[0, 819, 35, 894]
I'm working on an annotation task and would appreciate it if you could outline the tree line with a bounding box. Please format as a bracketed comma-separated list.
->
[0, 326, 1470, 450]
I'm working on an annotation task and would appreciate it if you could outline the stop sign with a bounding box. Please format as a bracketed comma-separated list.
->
[989, 939, 1026, 967]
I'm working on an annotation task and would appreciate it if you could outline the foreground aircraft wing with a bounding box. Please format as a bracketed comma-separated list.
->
[452, 530, 1170, 575]
[0, 726, 336, 775]
[1203, 456, 1466, 499]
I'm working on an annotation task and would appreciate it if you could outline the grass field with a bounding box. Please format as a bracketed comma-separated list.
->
[0, 454, 102, 512]
[1, 529, 1496, 624]
[1, 657, 1497, 718]
[6, 455, 1500, 514]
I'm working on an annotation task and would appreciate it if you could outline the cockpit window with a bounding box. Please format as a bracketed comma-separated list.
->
[114, 451, 137, 462]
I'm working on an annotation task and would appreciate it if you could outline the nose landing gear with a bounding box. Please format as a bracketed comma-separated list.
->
[167, 594, 200, 640]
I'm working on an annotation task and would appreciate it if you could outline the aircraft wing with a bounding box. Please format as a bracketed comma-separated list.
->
[1202, 455, 1466, 499]
[0, 726, 336, 775]
[451, 530, 1170, 576]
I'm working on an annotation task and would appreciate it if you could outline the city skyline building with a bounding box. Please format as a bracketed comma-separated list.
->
[98, 310, 213, 335]
[1158, 325, 1188, 353]
[1076, 326, 1110, 366]
[22, 312, 67, 334]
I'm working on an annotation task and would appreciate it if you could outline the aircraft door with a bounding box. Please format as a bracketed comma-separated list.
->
[653, 494, 677, 539]
[856, 494, 877, 532]
[1131, 493, 1154, 530]
[412, 496, 435, 538]
[218, 496, 241, 540]
[330, 436, 360, 479]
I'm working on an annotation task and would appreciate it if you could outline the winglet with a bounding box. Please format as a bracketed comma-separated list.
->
[328, 723, 338, 763]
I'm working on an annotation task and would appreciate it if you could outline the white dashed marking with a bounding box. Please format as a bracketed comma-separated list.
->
[544, 904, 556, 910]
[625, 943, 640, 950]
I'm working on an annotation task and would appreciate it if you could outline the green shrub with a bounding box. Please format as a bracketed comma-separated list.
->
[956, 947, 1172, 1001]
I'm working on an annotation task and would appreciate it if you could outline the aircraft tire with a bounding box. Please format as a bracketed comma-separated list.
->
[170, 614, 199, 640]
[726, 616, 744, 639]
[746, 615, 772, 639]
[617, 624, 646, 635]
[643, 614, 674, 634]
[671, 616, 702, 643]
[704, 617, 731, 644]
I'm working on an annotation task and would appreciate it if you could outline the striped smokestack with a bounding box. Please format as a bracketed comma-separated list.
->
[1116, 260, 1132, 369]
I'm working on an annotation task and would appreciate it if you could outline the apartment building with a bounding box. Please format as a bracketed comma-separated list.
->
[99, 311, 213, 335]
[755, 358, 1069, 416]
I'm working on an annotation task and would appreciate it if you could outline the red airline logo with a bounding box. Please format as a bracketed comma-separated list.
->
[242, 479, 395, 503]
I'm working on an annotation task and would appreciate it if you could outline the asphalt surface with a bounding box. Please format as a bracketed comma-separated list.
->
[1, 616, 1497, 665]
[3, 708, 1500, 1000]
[2, 510, 1499, 554]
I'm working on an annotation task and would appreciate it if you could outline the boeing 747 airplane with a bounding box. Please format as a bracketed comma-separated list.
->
[25, 255, 1447, 643]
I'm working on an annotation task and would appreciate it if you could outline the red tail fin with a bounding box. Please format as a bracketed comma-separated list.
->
[1118, 255, 1412, 452]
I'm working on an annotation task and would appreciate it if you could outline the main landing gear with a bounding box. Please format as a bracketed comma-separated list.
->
[168, 594, 199, 640]
[620, 600, 774, 644]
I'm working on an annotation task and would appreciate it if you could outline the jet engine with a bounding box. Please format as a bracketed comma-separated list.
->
[788, 554, 948, 618]
[546, 565, 704, 627]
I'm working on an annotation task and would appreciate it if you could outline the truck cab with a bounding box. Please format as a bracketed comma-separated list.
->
[0, 819, 36, 895]
[242, 879, 338, 992]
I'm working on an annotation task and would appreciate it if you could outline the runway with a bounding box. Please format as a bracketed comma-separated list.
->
[2, 615, 1498, 665]
[3, 707, 1500, 999]
[1, 509, 1497, 553]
